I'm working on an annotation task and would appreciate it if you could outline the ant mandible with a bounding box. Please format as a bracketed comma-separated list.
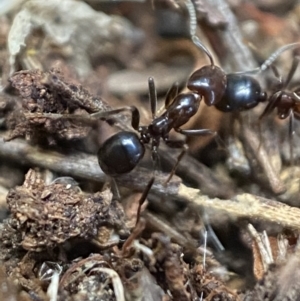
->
[97, 77, 215, 179]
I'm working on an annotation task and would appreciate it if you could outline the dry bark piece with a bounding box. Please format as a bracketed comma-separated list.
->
[244, 254, 300, 300]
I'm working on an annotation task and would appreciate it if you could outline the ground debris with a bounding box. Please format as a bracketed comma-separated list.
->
[0, 169, 127, 252]
[1, 1, 300, 300]
[5, 69, 112, 142]
[10, 69, 110, 114]
[143, 233, 239, 301]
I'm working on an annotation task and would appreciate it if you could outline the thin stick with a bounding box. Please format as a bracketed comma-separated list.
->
[178, 185, 300, 231]
[0, 134, 180, 195]
[241, 124, 286, 194]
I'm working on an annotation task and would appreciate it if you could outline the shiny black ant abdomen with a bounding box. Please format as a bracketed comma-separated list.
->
[213, 74, 267, 112]
[98, 131, 145, 176]
[188, 66, 267, 112]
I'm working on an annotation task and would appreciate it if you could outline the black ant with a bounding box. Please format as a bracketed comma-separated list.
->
[97, 77, 215, 180]
[184, 0, 300, 113]
[186, 37, 268, 111]
[185, 32, 300, 164]
[187, 36, 300, 114]
[259, 57, 300, 122]
[183, 0, 265, 111]
[257, 56, 300, 162]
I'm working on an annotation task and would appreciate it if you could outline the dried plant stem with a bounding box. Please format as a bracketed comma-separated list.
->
[0, 134, 180, 195]
[178, 184, 300, 231]
[2, 134, 300, 231]
[203, 0, 256, 71]
[241, 124, 285, 194]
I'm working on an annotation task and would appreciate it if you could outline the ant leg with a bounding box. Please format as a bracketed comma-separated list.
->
[135, 177, 154, 226]
[164, 139, 188, 184]
[258, 92, 282, 121]
[176, 128, 216, 136]
[165, 82, 179, 109]
[288, 110, 295, 166]
[284, 56, 300, 89]
[256, 93, 281, 152]
[148, 77, 157, 119]
[110, 177, 121, 201]
[151, 145, 160, 175]
[165, 128, 218, 184]
[121, 177, 154, 257]
[25, 106, 141, 130]
[177, 128, 229, 153]
[91, 106, 141, 130]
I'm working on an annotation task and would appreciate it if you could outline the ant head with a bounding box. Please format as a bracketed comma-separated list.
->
[186, 35, 227, 106]
[277, 93, 295, 119]
[187, 65, 227, 106]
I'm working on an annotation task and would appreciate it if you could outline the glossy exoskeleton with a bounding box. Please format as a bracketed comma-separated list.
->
[184, 0, 300, 113]
[213, 74, 267, 112]
[98, 131, 145, 176]
[97, 77, 215, 177]
[186, 36, 267, 111]
[258, 57, 300, 162]
[186, 35, 300, 113]
[259, 57, 300, 121]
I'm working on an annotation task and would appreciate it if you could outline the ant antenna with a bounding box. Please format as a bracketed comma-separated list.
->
[148, 77, 157, 119]
[192, 36, 215, 67]
[259, 42, 300, 72]
[235, 42, 300, 75]
[185, 0, 215, 66]
[185, 0, 197, 36]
